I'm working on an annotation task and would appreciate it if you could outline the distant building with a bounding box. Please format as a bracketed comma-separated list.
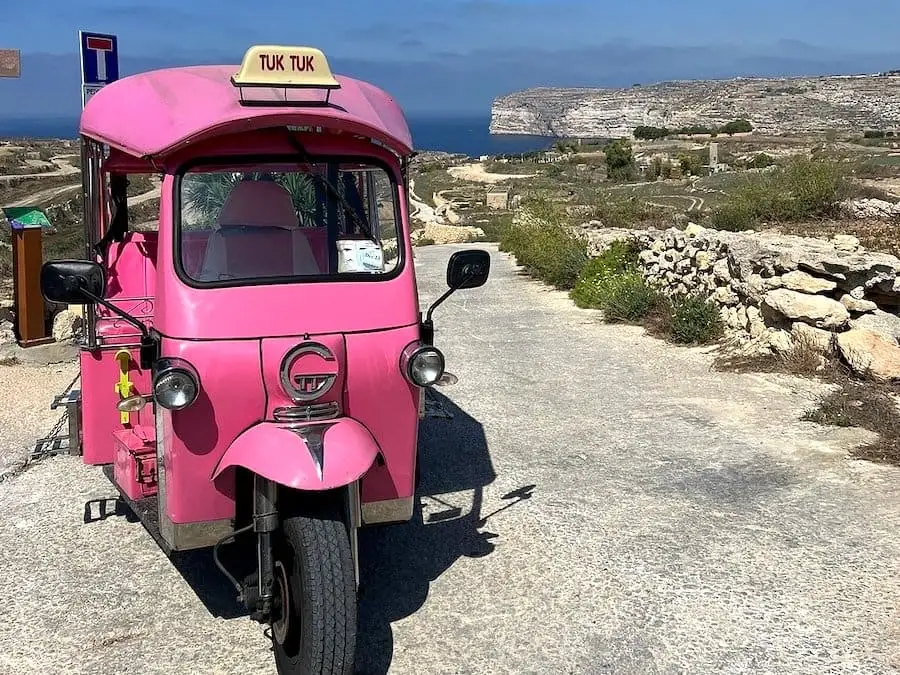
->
[705, 142, 729, 173]
[486, 190, 510, 210]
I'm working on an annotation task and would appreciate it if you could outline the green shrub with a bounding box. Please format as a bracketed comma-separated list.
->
[570, 240, 640, 308]
[500, 199, 588, 289]
[593, 273, 663, 322]
[711, 157, 851, 230]
[478, 213, 513, 242]
[749, 153, 775, 169]
[634, 126, 670, 140]
[668, 295, 724, 345]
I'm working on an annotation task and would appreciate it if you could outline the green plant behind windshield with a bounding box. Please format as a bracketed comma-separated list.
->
[183, 171, 317, 225]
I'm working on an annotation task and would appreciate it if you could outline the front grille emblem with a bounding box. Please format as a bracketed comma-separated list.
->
[280, 342, 337, 402]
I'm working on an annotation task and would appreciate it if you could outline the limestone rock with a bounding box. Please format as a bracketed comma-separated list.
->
[52, 310, 82, 342]
[837, 329, 900, 381]
[841, 198, 900, 222]
[791, 322, 834, 353]
[849, 309, 900, 343]
[412, 223, 484, 245]
[766, 328, 794, 353]
[684, 222, 706, 237]
[780, 270, 836, 294]
[839, 294, 878, 314]
[712, 259, 731, 283]
[747, 305, 765, 338]
[711, 286, 739, 306]
[763, 289, 850, 329]
[832, 234, 861, 252]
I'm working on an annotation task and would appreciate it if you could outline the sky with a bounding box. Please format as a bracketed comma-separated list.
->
[2, 0, 900, 118]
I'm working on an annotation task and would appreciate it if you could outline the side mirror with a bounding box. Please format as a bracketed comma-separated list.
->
[446, 249, 490, 290]
[40, 260, 105, 305]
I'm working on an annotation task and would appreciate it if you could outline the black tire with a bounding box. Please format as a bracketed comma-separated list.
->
[272, 496, 357, 675]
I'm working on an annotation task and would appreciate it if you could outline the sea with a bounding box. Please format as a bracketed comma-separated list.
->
[0, 114, 554, 158]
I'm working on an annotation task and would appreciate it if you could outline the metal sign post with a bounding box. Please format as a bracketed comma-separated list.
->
[78, 30, 119, 107]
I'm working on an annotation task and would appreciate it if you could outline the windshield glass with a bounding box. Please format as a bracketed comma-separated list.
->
[177, 159, 401, 284]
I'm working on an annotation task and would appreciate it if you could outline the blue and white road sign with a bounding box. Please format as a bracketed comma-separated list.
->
[79, 31, 118, 85]
[79, 30, 119, 107]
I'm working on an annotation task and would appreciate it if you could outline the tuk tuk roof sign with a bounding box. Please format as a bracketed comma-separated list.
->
[2, 206, 52, 230]
[232, 46, 340, 89]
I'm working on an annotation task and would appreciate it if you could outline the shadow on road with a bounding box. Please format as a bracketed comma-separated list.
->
[355, 389, 534, 675]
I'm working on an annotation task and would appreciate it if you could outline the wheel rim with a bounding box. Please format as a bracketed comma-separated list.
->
[272, 560, 291, 645]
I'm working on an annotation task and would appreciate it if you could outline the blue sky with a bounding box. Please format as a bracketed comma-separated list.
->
[3, 0, 900, 116]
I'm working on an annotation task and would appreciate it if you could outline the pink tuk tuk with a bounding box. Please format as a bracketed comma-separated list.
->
[37, 45, 489, 674]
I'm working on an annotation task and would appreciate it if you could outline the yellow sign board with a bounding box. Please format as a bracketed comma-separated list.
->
[232, 45, 340, 89]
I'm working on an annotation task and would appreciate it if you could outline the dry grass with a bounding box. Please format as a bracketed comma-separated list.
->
[715, 335, 900, 466]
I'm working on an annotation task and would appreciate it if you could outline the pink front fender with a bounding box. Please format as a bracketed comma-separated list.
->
[211, 419, 380, 491]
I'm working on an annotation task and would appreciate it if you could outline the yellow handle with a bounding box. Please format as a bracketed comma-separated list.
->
[113, 349, 134, 424]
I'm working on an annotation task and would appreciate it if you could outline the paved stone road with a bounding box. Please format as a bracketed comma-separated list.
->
[1, 244, 899, 674]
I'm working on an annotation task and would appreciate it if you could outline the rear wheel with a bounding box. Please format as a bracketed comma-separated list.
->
[272, 497, 357, 675]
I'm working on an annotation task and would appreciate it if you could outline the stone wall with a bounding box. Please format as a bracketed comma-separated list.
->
[581, 222, 900, 379]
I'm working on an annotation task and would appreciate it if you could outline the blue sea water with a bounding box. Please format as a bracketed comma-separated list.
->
[0, 114, 553, 158]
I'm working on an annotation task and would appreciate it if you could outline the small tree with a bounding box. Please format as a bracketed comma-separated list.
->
[605, 139, 636, 182]
[721, 119, 753, 135]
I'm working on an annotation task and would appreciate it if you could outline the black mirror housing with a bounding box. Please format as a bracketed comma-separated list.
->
[446, 249, 490, 290]
[40, 260, 105, 305]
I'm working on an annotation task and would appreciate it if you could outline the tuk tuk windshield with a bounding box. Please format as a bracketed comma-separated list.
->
[177, 160, 401, 285]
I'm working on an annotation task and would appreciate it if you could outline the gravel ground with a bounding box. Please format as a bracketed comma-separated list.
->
[0, 244, 898, 674]
[0, 361, 79, 480]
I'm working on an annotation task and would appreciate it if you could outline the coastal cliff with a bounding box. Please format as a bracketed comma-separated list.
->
[490, 73, 900, 138]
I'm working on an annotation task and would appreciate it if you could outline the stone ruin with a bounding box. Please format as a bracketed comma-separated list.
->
[580, 221, 900, 380]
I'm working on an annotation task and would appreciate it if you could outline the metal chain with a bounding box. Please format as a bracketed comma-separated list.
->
[29, 371, 82, 463]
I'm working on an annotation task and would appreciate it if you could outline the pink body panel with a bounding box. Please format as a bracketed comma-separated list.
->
[345, 327, 421, 504]
[158, 338, 266, 524]
[80, 66, 413, 159]
[113, 426, 157, 501]
[96, 232, 157, 342]
[80, 347, 154, 465]
[212, 419, 380, 490]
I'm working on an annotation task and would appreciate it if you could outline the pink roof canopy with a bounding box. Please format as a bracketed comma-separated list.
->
[79, 65, 413, 160]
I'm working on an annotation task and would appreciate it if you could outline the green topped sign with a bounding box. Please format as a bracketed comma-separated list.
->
[2, 206, 52, 230]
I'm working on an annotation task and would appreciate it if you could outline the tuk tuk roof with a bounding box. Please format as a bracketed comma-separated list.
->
[80, 61, 414, 160]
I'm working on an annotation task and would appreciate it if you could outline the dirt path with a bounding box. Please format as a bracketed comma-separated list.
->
[447, 161, 536, 183]
[0, 156, 79, 182]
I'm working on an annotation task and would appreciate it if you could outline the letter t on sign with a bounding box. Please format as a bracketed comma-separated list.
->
[86, 36, 113, 82]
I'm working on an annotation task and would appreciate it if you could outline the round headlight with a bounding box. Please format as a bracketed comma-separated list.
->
[408, 347, 445, 387]
[153, 359, 199, 410]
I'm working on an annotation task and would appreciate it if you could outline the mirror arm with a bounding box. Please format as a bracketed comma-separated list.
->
[78, 286, 150, 340]
[421, 272, 475, 345]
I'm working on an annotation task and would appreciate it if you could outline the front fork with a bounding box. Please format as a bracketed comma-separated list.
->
[243, 475, 362, 624]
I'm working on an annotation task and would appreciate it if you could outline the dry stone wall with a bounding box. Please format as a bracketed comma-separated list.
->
[581, 221, 900, 379]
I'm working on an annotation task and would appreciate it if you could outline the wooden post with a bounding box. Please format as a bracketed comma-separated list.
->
[11, 225, 52, 346]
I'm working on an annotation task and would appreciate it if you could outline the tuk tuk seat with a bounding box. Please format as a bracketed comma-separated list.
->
[197, 180, 321, 281]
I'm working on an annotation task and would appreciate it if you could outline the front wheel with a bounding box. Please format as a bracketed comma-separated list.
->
[272, 497, 357, 674]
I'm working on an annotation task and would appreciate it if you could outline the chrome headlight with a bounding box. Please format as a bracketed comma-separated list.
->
[401, 343, 445, 387]
[153, 358, 200, 410]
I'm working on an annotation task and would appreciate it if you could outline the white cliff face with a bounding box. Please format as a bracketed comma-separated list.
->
[490, 74, 900, 137]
